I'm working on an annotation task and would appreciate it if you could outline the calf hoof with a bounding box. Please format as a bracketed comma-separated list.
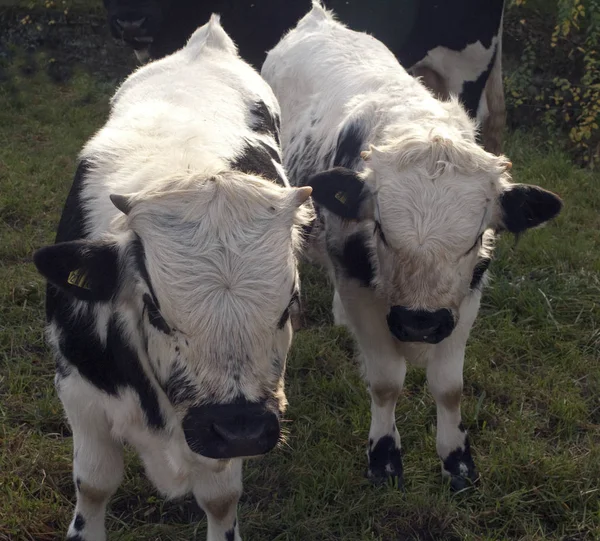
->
[367, 435, 403, 488]
[442, 443, 478, 492]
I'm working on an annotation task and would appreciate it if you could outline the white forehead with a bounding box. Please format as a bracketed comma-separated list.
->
[124, 174, 301, 339]
[374, 162, 498, 257]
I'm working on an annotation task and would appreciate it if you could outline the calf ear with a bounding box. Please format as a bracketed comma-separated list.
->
[498, 184, 563, 234]
[307, 167, 374, 220]
[33, 240, 120, 302]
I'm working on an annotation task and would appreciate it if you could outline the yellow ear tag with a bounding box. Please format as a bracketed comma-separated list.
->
[334, 191, 347, 205]
[67, 268, 90, 290]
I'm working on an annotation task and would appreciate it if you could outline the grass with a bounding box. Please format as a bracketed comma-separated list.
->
[1, 7, 599, 541]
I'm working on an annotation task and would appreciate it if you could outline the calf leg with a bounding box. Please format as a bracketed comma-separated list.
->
[427, 343, 477, 491]
[337, 284, 406, 486]
[60, 384, 124, 541]
[193, 459, 243, 541]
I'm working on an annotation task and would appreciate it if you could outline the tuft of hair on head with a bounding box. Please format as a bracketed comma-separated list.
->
[373, 123, 510, 182]
[309, 0, 335, 20]
[185, 13, 238, 57]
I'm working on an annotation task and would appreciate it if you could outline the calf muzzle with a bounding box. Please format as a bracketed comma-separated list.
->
[387, 306, 455, 344]
[182, 400, 280, 459]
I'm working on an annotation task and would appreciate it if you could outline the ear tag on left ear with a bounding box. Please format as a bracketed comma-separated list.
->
[334, 191, 348, 205]
[67, 268, 90, 290]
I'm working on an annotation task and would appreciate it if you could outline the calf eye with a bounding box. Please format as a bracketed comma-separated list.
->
[143, 293, 172, 335]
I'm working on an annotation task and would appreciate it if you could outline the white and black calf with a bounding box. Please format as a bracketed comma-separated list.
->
[262, 3, 562, 490]
[34, 16, 312, 541]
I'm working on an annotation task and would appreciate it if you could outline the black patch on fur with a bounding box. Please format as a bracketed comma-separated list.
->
[73, 513, 85, 531]
[374, 221, 389, 247]
[131, 236, 160, 308]
[458, 422, 466, 433]
[367, 435, 403, 486]
[53, 307, 164, 430]
[277, 308, 290, 330]
[499, 185, 563, 234]
[55, 357, 72, 379]
[165, 363, 197, 405]
[230, 139, 283, 185]
[249, 100, 281, 144]
[143, 293, 171, 335]
[225, 528, 235, 541]
[461, 50, 497, 119]
[330, 231, 374, 287]
[333, 122, 364, 169]
[470, 257, 491, 290]
[443, 436, 478, 491]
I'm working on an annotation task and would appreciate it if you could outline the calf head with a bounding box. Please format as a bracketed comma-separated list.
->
[309, 127, 562, 344]
[34, 172, 312, 460]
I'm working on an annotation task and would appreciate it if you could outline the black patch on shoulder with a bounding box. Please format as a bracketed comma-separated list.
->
[143, 293, 171, 335]
[73, 513, 85, 531]
[470, 257, 491, 290]
[46, 161, 90, 321]
[333, 122, 364, 169]
[225, 528, 235, 541]
[55, 160, 90, 244]
[165, 363, 197, 405]
[367, 435, 403, 486]
[330, 232, 374, 287]
[443, 437, 478, 491]
[230, 140, 284, 185]
[54, 305, 164, 429]
[249, 100, 281, 144]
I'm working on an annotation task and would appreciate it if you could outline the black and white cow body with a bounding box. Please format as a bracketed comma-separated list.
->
[262, 3, 562, 490]
[102, 0, 506, 154]
[34, 17, 312, 541]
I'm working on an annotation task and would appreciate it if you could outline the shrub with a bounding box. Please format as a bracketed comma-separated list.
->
[504, 0, 600, 167]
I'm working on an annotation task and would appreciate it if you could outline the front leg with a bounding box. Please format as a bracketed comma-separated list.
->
[59, 378, 125, 541]
[193, 459, 242, 541]
[337, 282, 406, 487]
[427, 295, 481, 491]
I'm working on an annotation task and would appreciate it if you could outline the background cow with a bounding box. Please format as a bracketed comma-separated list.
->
[101, 0, 506, 154]
[262, 3, 562, 491]
[33, 16, 312, 541]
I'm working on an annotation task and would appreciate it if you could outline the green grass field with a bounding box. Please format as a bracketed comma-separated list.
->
[1, 6, 599, 541]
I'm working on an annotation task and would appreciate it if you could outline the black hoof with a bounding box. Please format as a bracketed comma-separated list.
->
[449, 470, 479, 492]
[367, 435, 403, 489]
[443, 439, 478, 492]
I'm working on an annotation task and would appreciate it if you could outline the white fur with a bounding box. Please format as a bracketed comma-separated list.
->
[52, 16, 312, 541]
[262, 2, 512, 481]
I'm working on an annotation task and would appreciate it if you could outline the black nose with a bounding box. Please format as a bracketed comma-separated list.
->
[387, 306, 455, 344]
[182, 400, 280, 459]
